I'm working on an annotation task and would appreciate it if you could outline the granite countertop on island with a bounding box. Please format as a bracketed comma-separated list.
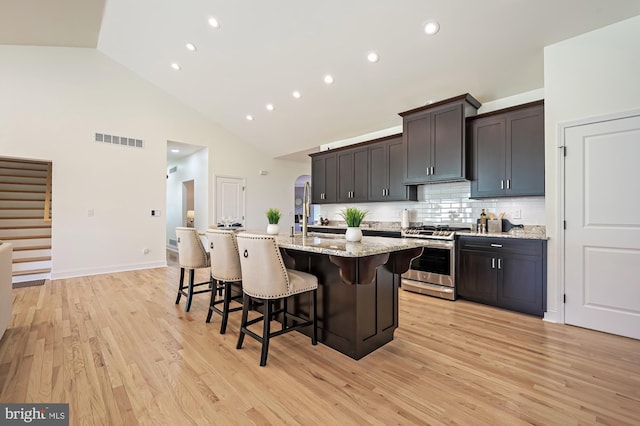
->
[275, 232, 428, 257]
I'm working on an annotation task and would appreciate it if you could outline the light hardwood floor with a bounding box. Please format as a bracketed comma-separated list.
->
[1, 261, 639, 425]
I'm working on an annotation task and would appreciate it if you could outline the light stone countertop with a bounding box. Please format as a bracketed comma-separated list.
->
[273, 233, 429, 258]
[457, 225, 547, 240]
[310, 224, 548, 240]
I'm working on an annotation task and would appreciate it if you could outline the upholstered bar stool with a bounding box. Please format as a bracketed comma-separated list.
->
[175, 227, 213, 312]
[235, 233, 318, 366]
[205, 229, 244, 334]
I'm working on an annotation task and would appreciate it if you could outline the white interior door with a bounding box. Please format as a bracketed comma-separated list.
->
[564, 112, 640, 339]
[215, 176, 245, 226]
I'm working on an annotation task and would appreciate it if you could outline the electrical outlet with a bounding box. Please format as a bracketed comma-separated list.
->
[513, 209, 522, 219]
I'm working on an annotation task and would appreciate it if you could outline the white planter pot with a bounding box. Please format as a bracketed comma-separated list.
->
[345, 227, 363, 242]
[267, 224, 280, 235]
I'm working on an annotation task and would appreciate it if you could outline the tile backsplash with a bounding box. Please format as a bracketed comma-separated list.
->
[315, 181, 545, 226]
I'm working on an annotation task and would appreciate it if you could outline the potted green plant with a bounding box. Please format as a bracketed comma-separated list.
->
[265, 208, 281, 235]
[339, 207, 368, 242]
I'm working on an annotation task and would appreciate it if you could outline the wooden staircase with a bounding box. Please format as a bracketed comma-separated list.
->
[0, 157, 52, 283]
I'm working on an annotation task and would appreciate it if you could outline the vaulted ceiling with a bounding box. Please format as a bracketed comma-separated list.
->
[2, 1, 640, 161]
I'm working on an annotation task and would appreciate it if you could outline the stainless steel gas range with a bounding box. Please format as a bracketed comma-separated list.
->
[401, 225, 471, 300]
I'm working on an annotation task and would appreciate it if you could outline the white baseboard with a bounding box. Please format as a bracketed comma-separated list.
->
[543, 310, 560, 323]
[51, 260, 168, 280]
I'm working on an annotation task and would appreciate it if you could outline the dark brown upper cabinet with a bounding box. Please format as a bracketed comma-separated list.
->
[399, 94, 481, 184]
[368, 135, 417, 202]
[469, 100, 545, 198]
[337, 146, 368, 202]
[311, 152, 337, 204]
[309, 134, 417, 204]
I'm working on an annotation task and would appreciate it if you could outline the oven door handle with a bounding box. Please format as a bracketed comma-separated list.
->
[424, 240, 454, 249]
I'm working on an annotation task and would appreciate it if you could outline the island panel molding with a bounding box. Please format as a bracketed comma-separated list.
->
[328, 252, 390, 285]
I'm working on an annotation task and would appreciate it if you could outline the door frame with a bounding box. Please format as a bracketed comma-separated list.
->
[556, 107, 640, 325]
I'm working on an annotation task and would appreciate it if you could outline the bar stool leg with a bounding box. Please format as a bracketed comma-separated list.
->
[175, 267, 185, 304]
[312, 289, 318, 345]
[260, 300, 272, 367]
[220, 281, 231, 334]
[185, 269, 195, 312]
[206, 279, 218, 323]
[236, 294, 251, 349]
[283, 297, 288, 330]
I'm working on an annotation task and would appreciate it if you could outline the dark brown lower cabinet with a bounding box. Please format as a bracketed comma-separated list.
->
[457, 236, 547, 316]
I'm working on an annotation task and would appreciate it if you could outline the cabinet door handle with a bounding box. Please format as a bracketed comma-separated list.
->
[501, 180, 504, 189]
[491, 258, 496, 269]
[490, 244, 503, 248]
[506, 179, 511, 189]
[426, 167, 430, 176]
[321, 193, 325, 200]
[498, 258, 502, 269]
[431, 166, 434, 176]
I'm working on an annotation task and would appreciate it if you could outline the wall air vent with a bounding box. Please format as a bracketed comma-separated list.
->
[94, 132, 144, 149]
[168, 166, 178, 174]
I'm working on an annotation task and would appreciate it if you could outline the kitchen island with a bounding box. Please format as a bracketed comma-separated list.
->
[273, 233, 424, 360]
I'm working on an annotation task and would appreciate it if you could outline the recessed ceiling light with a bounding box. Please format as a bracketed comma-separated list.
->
[324, 74, 334, 85]
[292, 90, 301, 99]
[171, 63, 181, 71]
[186, 43, 197, 52]
[171, 149, 180, 153]
[208, 17, 220, 29]
[246, 115, 254, 121]
[424, 21, 440, 35]
[367, 51, 380, 63]
[266, 104, 275, 111]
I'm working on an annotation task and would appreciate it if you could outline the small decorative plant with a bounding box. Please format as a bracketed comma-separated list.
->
[339, 207, 368, 227]
[265, 208, 281, 224]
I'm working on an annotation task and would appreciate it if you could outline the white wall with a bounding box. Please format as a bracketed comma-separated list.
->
[166, 148, 208, 249]
[477, 89, 544, 114]
[544, 14, 640, 322]
[0, 45, 309, 279]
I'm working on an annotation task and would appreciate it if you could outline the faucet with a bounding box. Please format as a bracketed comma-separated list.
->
[302, 181, 310, 237]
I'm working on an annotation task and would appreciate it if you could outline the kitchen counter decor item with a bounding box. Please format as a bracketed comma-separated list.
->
[488, 219, 502, 233]
[266, 208, 281, 235]
[401, 209, 410, 229]
[340, 207, 368, 242]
